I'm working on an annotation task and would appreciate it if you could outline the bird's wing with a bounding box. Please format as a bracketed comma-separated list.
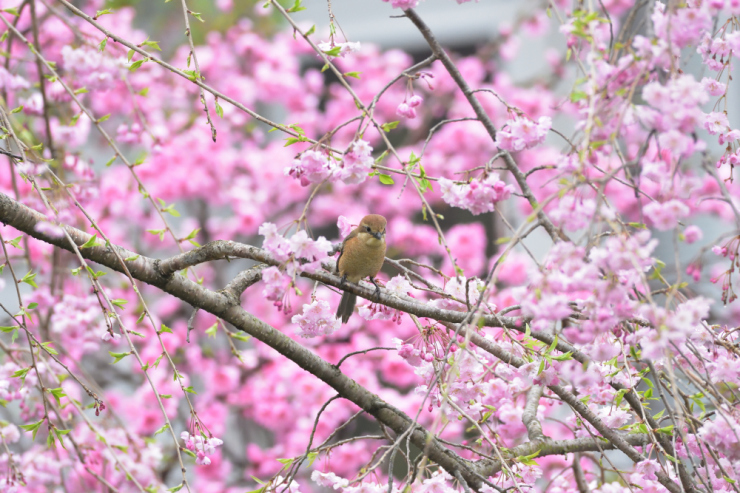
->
[336, 227, 359, 273]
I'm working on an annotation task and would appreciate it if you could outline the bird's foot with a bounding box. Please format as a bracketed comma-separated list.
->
[339, 274, 347, 288]
[370, 277, 382, 302]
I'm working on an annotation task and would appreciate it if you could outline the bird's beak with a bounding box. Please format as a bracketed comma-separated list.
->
[373, 232, 383, 240]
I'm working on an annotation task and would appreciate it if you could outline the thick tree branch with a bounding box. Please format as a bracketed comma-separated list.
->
[156, 239, 522, 329]
[522, 385, 545, 441]
[465, 333, 682, 493]
[0, 191, 683, 493]
[474, 434, 650, 477]
[0, 191, 484, 489]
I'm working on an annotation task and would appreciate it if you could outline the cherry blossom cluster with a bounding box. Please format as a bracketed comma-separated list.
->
[438, 174, 514, 215]
[285, 140, 374, 187]
[3, 0, 740, 492]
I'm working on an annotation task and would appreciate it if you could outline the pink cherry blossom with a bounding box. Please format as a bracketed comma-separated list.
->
[494, 116, 552, 152]
[291, 299, 341, 338]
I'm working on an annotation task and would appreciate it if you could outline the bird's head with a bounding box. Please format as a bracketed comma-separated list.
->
[359, 214, 387, 242]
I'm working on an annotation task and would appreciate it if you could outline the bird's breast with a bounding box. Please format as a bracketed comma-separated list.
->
[365, 237, 384, 248]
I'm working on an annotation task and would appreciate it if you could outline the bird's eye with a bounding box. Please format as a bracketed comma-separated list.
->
[365, 226, 371, 232]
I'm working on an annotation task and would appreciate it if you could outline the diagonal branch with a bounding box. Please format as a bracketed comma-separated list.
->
[402, 8, 567, 244]
[0, 191, 485, 490]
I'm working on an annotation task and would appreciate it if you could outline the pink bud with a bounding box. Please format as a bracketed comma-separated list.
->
[407, 95, 423, 108]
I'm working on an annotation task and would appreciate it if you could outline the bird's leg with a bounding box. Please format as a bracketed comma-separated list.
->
[369, 277, 382, 302]
[339, 274, 347, 288]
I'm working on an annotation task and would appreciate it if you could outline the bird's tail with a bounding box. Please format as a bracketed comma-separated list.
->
[336, 291, 357, 324]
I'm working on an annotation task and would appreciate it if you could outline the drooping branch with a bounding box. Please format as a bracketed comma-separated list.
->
[402, 8, 567, 244]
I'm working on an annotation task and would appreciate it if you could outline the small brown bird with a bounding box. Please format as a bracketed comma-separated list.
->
[336, 214, 387, 323]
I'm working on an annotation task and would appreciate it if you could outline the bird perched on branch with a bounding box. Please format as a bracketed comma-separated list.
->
[335, 214, 387, 323]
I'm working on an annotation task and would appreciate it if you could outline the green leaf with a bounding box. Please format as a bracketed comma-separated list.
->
[80, 234, 99, 249]
[306, 451, 318, 466]
[154, 423, 169, 436]
[162, 204, 180, 217]
[10, 106, 23, 114]
[48, 387, 66, 405]
[98, 38, 107, 52]
[2, 8, 20, 16]
[343, 72, 361, 79]
[95, 9, 113, 17]
[20, 271, 38, 288]
[109, 351, 132, 364]
[287, 0, 306, 12]
[381, 121, 399, 132]
[40, 341, 58, 355]
[183, 229, 200, 242]
[656, 425, 674, 435]
[183, 386, 197, 394]
[12, 367, 30, 381]
[159, 324, 172, 334]
[97, 114, 111, 123]
[168, 483, 184, 492]
[276, 457, 294, 465]
[182, 69, 199, 82]
[378, 174, 394, 185]
[19, 419, 44, 441]
[323, 46, 342, 57]
[105, 156, 117, 167]
[125, 254, 140, 261]
[230, 332, 251, 343]
[215, 100, 224, 118]
[8, 236, 23, 249]
[147, 229, 166, 241]
[550, 352, 573, 361]
[516, 449, 540, 466]
[153, 352, 164, 369]
[129, 59, 147, 72]
[614, 388, 628, 407]
[0, 326, 19, 333]
[305, 25, 316, 36]
[205, 323, 218, 338]
[74, 87, 89, 95]
[141, 39, 162, 51]
[190, 11, 205, 22]
[111, 299, 128, 309]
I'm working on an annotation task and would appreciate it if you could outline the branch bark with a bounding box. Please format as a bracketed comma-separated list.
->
[0, 191, 482, 489]
[0, 191, 682, 493]
[156, 239, 522, 329]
